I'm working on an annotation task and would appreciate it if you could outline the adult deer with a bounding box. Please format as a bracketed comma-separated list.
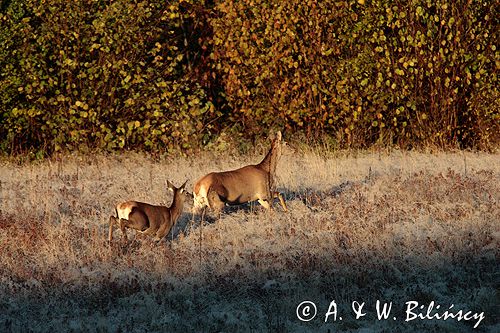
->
[108, 180, 190, 243]
[193, 131, 288, 215]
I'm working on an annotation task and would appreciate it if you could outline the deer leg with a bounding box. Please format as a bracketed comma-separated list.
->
[154, 222, 172, 243]
[274, 192, 288, 212]
[119, 210, 149, 242]
[257, 199, 271, 210]
[192, 192, 208, 215]
[138, 227, 157, 237]
[207, 189, 224, 217]
[108, 216, 118, 243]
[119, 218, 129, 242]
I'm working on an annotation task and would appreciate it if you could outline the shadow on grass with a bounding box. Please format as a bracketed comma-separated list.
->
[1, 192, 497, 333]
[171, 194, 293, 241]
[1, 245, 496, 333]
[278, 180, 357, 212]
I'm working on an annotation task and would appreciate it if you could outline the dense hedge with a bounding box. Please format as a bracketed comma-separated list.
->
[0, 0, 219, 155]
[210, 0, 499, 148]
[0, 0, 498, 155]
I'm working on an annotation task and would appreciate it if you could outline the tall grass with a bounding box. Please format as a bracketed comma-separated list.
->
[0, 149, 498, 332]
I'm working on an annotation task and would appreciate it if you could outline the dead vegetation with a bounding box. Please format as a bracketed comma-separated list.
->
[0, 150, 498, 332]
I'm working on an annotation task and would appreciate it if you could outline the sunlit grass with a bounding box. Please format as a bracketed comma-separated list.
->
[0, 149, 498, 332]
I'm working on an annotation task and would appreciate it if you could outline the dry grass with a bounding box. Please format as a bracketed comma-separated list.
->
[0, 149, 498, 332]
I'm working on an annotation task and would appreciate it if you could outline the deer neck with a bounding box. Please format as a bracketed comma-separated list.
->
[169, 194, 185, 223]
[259, 141, 280, 177]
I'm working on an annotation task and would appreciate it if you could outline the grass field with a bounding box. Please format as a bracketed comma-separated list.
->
[0, 149, 498, 332]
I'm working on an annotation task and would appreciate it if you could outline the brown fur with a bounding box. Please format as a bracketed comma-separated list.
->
[193, 131, 287, 214]
[108, 180, 191, 243]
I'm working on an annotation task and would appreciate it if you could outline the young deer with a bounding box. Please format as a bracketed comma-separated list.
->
[108, 180, 190, 243]
[193, 131, 288, 215]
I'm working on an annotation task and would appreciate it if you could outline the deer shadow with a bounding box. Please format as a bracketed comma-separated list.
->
[167, 177, 371, 241]
[169, 204, 260, 240]
[275, 180, 355, 212]
[169, 196, 291, 241]
[278, 169, 380, 211]
[137, 180, 367, 243]
[171, 181, 359, 237]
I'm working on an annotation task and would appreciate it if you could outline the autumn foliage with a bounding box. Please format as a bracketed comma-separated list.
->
[0, 0, 498, 156]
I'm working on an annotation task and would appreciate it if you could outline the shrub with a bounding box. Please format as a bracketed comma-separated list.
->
[0, 0, 498, 155]
[210, 0, 498, 148]
[0, 0, 219, 155]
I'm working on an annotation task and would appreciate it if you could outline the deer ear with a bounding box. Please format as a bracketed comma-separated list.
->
[270, 130, 281, 142]
[181, 180, 188, 190]
[166, 180, 174, 191]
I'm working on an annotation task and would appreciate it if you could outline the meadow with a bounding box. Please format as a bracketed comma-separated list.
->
[0, 148, 498, 332]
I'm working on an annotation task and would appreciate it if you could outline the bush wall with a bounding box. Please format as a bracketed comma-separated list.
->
[0, 0, 498, 155]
